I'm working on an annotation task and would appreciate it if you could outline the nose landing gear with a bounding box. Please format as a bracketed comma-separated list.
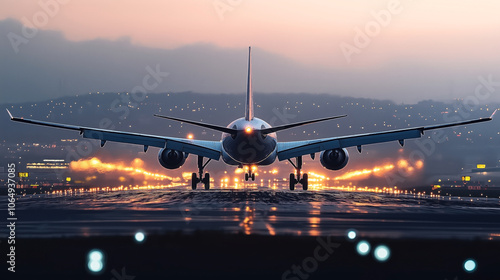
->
[242, 165, 256, 181]
[244, 170, 256, 181]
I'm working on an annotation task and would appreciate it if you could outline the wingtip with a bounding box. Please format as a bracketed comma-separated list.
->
[490, 109, 498, 119]
[6, 108, 13, 119]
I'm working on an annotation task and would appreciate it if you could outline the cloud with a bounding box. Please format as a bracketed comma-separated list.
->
[1, 18, 500, 104]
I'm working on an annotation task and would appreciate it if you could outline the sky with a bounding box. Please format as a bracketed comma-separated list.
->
[1, 0, 500, 103]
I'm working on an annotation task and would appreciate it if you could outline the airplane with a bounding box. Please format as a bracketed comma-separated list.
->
[7, 47, 497, 191]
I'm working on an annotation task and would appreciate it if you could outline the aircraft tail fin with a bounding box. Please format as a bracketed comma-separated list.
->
[245, 46, 254, 121]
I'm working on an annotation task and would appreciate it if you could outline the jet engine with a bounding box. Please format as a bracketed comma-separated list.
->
[158, 148, 186, 169]
[320, 148, 349, 170]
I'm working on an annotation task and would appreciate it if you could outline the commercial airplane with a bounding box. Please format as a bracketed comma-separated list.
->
[7, 47, 496, 190]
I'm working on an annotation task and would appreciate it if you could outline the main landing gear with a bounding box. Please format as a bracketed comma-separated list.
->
[288, 156, 308, 190]
[192, 155, 211, 190]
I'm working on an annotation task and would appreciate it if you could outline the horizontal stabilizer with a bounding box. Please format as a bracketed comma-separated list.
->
[260, 115, 347, 134]
[154, 114, 237, 134]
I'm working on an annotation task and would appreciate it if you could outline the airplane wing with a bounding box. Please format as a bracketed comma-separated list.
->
[277, 110, 497, 161]
[6, 109, 221, 160]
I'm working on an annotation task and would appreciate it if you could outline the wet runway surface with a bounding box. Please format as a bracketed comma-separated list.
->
[7, 188, 500, 239]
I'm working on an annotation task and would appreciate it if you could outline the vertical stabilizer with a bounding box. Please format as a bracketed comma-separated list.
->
[245, 46, 254, 121]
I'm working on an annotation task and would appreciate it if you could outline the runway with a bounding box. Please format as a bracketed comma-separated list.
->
[9, 188, 500, 240]
[5, 187, 500, 279]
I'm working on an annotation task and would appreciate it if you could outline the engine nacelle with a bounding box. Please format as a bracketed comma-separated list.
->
[158, 148, 186, 169]
[320, 148, 349, 170]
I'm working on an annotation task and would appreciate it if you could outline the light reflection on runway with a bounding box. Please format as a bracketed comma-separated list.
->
[5, 187, 500, 239]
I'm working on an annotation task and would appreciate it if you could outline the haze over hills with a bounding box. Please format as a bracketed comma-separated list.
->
[2, 18, 500, 104]
[2, 92, 499, 187]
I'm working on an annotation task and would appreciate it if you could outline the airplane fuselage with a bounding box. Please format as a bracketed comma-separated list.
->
[221, 117, 277, 166]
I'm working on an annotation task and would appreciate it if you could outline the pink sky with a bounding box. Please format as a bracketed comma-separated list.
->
[1, 0, 499, 69]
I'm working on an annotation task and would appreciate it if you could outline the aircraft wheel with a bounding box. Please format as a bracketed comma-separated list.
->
[245, 173, 249, 181]
[289, 173, 296, 190]
[251, 173, 255, 181]
[204, 173, 210, 190]
[191, 173, 198, 190]
[301, 173, 308, 190]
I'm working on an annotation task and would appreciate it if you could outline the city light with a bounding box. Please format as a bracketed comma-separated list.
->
[334, 159, 424, 181]
[334, 164, 394, 180]
[26, 159, 69, 169]
[235, 168, 244, 174]
[70, 157, 180, 181]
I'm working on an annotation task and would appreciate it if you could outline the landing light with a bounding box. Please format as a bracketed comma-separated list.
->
[245, 127, 253, 134]
[187, 134, 194, 139]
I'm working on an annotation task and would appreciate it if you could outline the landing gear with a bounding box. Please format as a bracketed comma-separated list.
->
[301, 173, 308, 190]
[288, 156, 308, 190]
[244, 168, 256, 181]
[192, 156, 211, 190]
[192, 173, 197, 190]
[203, 173, 210, 190]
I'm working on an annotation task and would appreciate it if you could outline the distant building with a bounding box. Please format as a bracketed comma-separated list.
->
[26, 159, 69, 170]
[432, 163, 500, 190]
